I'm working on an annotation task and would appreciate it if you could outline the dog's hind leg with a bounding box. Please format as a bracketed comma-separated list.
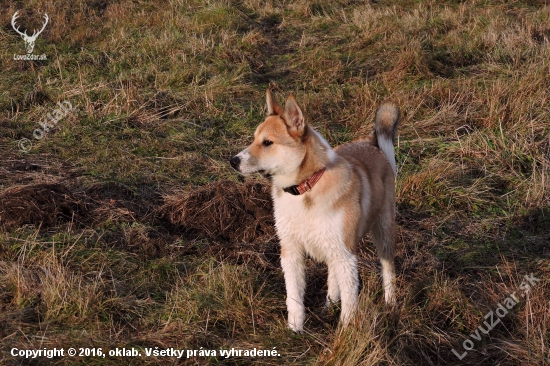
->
[371, 204, 396, 304]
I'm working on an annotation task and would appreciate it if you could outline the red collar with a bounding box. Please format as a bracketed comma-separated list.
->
[283, 168, 326, 195]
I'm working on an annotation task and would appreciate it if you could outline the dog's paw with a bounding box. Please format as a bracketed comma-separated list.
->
[324, 296, 340, 309]
[287, 310, 305, 333]
[288, 322, 304, 334]
[289, 328, 304, 335]
[384, 292, 397, 307]
[322, 298, 340, 316]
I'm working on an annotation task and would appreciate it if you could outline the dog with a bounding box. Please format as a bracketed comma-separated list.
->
[230, 89, 399, 332]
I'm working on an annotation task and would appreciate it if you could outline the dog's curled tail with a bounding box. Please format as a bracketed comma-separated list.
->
[374, 103, 400, 175]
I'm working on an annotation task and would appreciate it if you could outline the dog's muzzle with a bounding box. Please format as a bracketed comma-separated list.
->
[230, 155, 241, 171]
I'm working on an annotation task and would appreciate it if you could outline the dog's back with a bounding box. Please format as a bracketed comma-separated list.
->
[335, 102, 400, 235]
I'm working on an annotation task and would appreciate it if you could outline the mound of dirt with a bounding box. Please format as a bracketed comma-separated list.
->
[0, 179, 276, 245]
[0, 183, 88, 230]
[158, 180, 275, 243]
[84, 181, 154, 225]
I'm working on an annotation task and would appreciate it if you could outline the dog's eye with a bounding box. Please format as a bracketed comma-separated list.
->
[262, 140, 273, 147]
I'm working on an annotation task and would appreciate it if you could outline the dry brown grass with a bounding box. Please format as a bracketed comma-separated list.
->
[1, 0, 550, 365]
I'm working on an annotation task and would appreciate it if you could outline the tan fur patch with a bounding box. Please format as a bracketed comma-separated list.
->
[303, 195, 313, 209]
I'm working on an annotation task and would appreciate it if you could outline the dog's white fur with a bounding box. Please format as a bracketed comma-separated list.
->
[231, 90, 399, 332]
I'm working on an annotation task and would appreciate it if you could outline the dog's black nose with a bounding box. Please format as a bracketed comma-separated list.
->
[230, 156, 240, 170]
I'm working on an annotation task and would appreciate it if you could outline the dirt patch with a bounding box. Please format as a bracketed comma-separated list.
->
[0, 183, 88, 230]
[84, 181, 156, 226]
[0, 179, 162, 230]
[0, 177, 275, 246]
[242, 13, 295, 84]
[87, 0, 112, 17]
[157, 179, 275, 243]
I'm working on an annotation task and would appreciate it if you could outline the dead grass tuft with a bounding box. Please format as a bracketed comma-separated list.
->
[0, 183, 87, 230]
[158, 179, 274, 243]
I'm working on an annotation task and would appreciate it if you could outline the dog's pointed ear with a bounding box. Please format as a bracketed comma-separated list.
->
[284, 94, 305, 136]
[266, 89, 283, 115]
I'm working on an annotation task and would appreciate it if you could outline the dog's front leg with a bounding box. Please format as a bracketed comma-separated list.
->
[280, 245, 306, 332]
[325, 266, 341, 307]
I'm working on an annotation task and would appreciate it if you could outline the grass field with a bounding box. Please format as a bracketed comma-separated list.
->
[1, 0, 549, 364]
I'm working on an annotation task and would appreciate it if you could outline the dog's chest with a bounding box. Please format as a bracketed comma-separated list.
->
[272, 192, 345, 262]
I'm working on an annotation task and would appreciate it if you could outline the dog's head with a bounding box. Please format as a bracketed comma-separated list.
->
[230, 89, 307, 177]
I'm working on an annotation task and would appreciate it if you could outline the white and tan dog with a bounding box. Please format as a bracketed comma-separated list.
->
[230, 90, 399, 332]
